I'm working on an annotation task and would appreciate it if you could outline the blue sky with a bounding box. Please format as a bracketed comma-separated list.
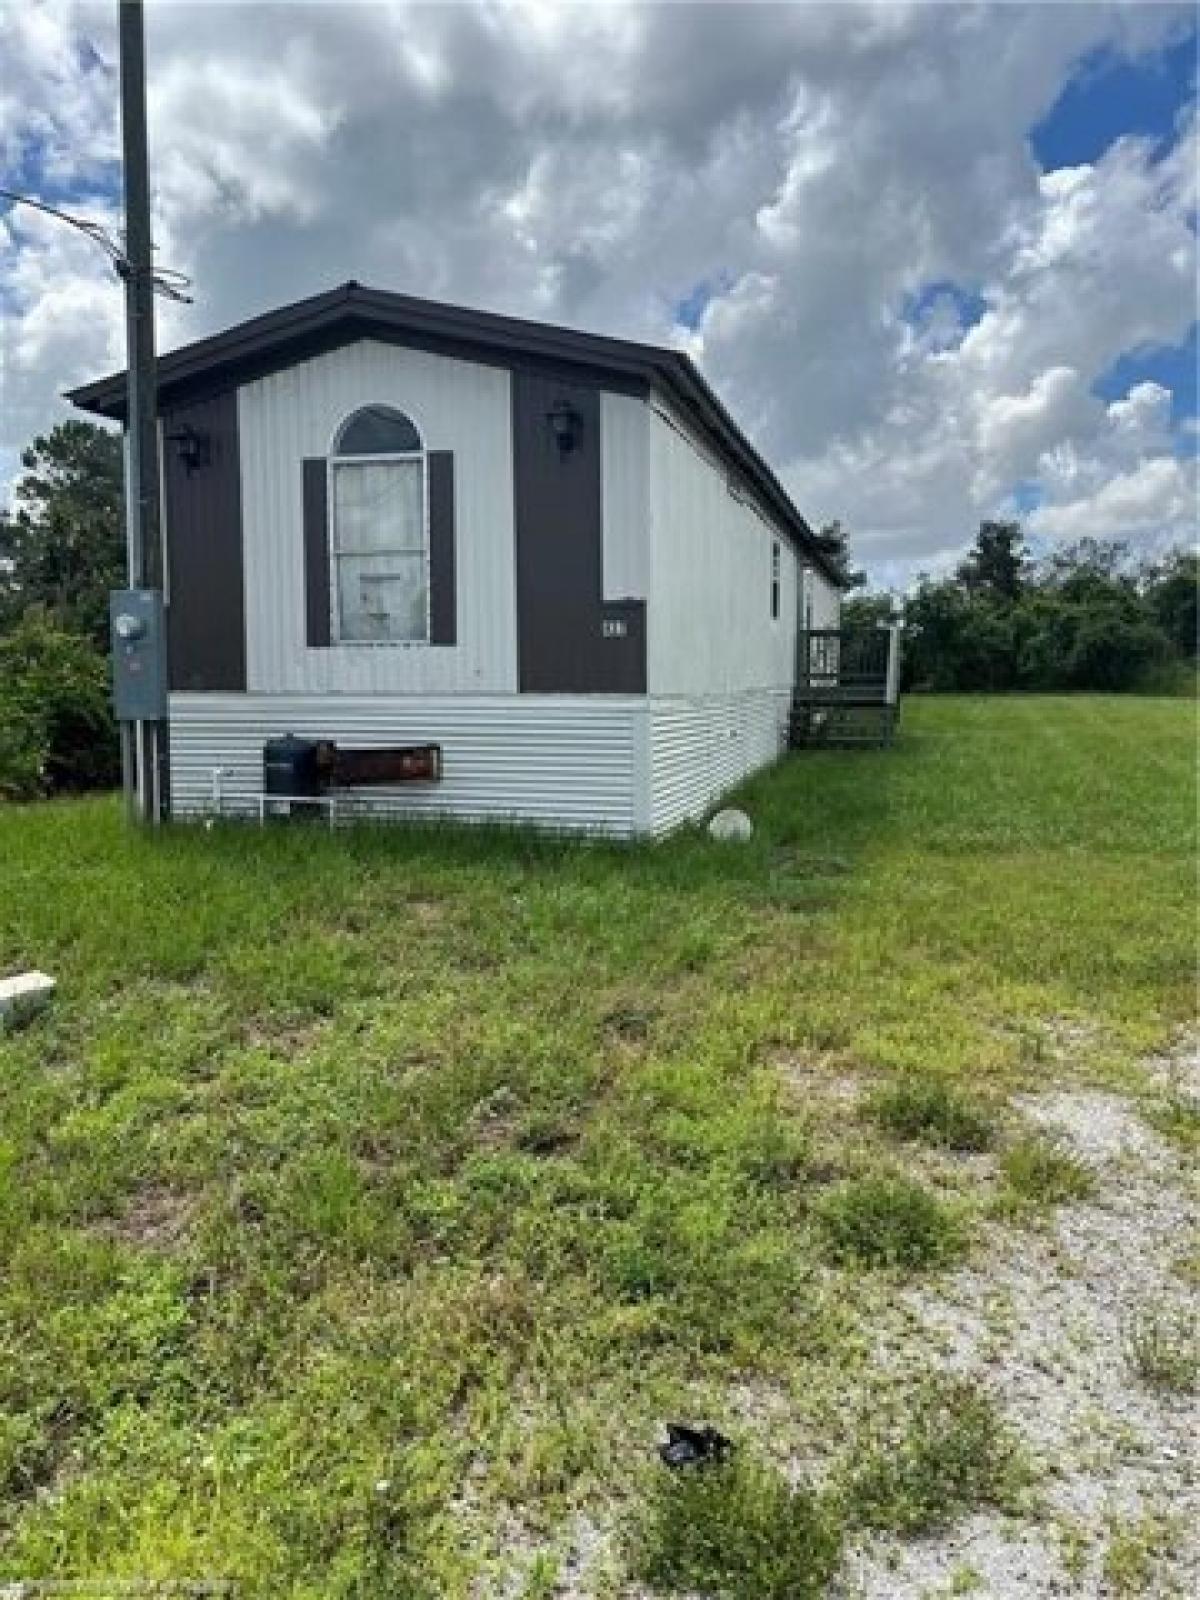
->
[1031, 28, 1197, 169]
[1033, 26, 1198, 433]
[1094, 323, 1197, 427]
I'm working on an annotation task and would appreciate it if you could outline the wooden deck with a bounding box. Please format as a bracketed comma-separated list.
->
[790, 627, 901, 747]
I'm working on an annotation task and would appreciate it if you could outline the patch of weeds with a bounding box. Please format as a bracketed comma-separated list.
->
[997, 1134, 1093, 1213]
[863, 1075, 997, 1152]
[98, 1182, 195, 1251]
[944, 1567, 986, 1596]
[1171, 1240, 1200, 1289]
[1055, 1516, 1093, 1584]
[1124, 1303, 1198, 1395]
[592, 1172, 809, 1357]
[814, 1175, 962, 1270]
[514, 1109, 577, 1154]
[1102, 1511, 1182, 1597]
[631, 1454, 843, 1600]
[602, 1003, 657, 1043]
[847, 1375, 1024, 1535]
[1146, 1091, 1200, 1151]
[518, 1553, 562, 1598]
[755, 865, 841, 913]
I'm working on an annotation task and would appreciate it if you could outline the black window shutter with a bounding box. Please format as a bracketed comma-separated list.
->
[428, 449, 457, 646]
[302, 458, 331, 647]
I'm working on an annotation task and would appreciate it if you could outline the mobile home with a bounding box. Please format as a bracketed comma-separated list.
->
[70, 282, 845, 836]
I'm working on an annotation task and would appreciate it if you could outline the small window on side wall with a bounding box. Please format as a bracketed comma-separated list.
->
[771, 540, 781, 621]
[330, 406, 427, 643]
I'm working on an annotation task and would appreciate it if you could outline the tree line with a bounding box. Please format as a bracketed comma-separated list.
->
[842, 521, 1196, 695]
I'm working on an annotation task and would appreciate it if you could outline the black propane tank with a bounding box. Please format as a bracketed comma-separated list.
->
[263, 733, 324, 799]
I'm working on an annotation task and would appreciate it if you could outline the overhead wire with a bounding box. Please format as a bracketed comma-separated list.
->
[0, 187, 192, 302]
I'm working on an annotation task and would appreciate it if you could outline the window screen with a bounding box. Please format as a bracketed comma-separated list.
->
[330, 409, 426, 643]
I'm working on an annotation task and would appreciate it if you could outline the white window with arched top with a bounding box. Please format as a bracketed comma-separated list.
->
[329, 404, 428, 643]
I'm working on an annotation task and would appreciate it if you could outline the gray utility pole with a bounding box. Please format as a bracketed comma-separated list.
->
[118, 0, 167, 824]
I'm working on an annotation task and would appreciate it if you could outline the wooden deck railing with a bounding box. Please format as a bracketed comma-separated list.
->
[795, 627, 899, 705]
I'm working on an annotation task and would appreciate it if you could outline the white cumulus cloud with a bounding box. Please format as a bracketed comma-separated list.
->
[1, 0, 1195, 580]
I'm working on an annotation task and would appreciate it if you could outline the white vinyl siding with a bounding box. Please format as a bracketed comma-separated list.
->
[600, 391, 649, 601]
[645, 397, 801, 698]
[808, 566, 842, 631]
[238, 339, 516, 694]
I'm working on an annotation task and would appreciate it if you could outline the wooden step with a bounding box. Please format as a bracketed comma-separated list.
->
[789, 702, 897, 749]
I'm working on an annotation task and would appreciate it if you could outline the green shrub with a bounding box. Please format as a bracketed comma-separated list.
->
[1061, 611, 1172, 692]
[864, 1076, 996, 1151]
[632, 1454, 844, 1600]
[999, 1135, 1093, 1211]
[848, 1376, 1022, 1534]
[815, 1175, 961, 1269]
[0, 613, 117, 799]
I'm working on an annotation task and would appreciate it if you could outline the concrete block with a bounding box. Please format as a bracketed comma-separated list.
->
[0, 971, 56, 1031]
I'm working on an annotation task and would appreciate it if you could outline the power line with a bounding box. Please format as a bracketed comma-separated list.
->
[0, 185, 192, 302]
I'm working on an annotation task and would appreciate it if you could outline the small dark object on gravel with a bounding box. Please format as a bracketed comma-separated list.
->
[658, 1423, 733, 1468]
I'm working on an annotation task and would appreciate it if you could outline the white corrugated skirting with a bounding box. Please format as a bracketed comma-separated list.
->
[169, 688, 791, 838]
[170, 693, 643, 836]
[649, 688, 791, 835]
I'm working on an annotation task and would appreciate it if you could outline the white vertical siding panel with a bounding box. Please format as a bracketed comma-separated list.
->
[239, 340, 517, 695]
[169, 692, 640, 836]
[600, 392, 649, 600]
[809, 569, 842, 630]
[643, 395, 812, 830]
[646, 401, 800, 698]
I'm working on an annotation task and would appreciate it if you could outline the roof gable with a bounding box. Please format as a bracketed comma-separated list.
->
[66, 281, 843, 583]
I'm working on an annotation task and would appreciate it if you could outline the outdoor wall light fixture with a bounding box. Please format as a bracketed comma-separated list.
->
[167, 424, 211, 475]
[546, 399, 583, 454]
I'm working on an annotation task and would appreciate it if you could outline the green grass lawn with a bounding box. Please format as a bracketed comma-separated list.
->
[0, 695, 1194, 1596]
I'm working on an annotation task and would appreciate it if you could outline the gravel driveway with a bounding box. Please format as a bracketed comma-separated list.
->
[846, 1043, 1199, 1599]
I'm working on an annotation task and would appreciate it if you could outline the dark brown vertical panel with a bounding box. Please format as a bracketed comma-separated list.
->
[302, 457, 331, 647]
[162, 389, 246, 690]
[428, 449, 456, 645]
[512, 371, 645, 693]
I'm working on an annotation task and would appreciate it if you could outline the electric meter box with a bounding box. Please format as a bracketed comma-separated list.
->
[110, 589, 168, 721]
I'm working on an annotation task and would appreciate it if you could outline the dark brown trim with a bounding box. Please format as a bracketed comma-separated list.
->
[71, 284, 662, 414]
[78, 319, 648, 426]
[512, 371, 646, 694]
[162, 389, 245, 690]
[598, 598, 647, 694]
[65, 281, 844, 587]
[428, 449, 456, 646]
[302, 457, 331, 648]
